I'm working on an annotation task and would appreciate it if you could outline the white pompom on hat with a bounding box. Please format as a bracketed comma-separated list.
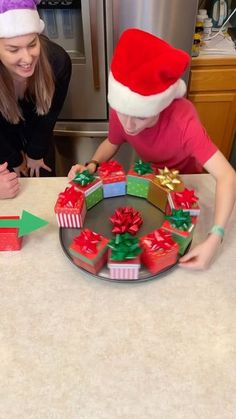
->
[0, 0, 44, 38]
[108, 28, 190, 117]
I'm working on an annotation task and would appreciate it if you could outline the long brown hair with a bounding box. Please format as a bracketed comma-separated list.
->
[0, 35, 55, 124]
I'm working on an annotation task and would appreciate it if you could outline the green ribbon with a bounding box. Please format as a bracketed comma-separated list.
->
[134, 159, 153, 176]
[165, 209, 192, 231]
[108, 233, 142, 261]
[73, 170, 95, 186]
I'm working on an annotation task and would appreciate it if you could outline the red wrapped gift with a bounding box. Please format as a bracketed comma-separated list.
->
[54, 185, 86, 228]
[98, 160, 126, 184]
[140, 228, 179, 274]
[69, 229, 109, 275]
[0, 216, 22, 251]
[167, 188, 200, 216]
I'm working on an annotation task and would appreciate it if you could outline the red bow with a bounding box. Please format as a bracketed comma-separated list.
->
[175, 189, 199, 209]
[144, 229, 175, 251]
[99, 160, 124, 177]
[74, 229, 102, 254]
[110, 207, 143, 235]
[58, 186, 83, 207]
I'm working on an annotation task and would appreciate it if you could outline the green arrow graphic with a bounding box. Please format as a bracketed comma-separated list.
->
[0, 211, 49, 237]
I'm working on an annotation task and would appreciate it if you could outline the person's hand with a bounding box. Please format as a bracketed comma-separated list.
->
[13, 152, 28, 177]
[178, 234, 222, 270]
[26, 156, 52, 177]
[0, 162, 20, 199]
[68, 163, 87, 180]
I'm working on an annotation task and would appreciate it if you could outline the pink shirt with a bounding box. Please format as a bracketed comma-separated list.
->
[108, 98, 217, 174]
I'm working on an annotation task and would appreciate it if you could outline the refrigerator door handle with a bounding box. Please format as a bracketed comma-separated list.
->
[89, 0, 100, 90]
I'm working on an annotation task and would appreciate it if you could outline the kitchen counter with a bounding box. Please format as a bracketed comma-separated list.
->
[1, 175, 236, 419]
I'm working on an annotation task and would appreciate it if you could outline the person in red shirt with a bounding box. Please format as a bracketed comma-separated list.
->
[68, 28, 236, 270]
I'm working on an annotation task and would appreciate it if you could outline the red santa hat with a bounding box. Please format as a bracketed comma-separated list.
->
[108, 28, 190, 117]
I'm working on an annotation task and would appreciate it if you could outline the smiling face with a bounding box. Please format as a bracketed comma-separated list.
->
[117, 112, 159, 136]
[0, 33, 40, 81]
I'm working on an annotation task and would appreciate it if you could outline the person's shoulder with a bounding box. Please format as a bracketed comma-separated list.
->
[167, 98, 197, 117]
[40, 36, 71, 74]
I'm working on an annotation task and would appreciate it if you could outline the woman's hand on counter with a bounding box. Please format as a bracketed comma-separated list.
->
[26, 156, 52, 177]
[0, 162, 20, 199]
[178, 233, 222, 270]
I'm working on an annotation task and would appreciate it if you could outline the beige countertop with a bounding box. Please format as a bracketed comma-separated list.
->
[1, 175, 236, 419]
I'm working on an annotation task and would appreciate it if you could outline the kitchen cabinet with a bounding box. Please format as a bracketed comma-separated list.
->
[187, 55, 236, 159]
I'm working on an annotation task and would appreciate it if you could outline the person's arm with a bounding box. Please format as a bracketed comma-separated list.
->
[68, 138, 119, 179]
[179, 150, 236, 269]
[0, 162, 20, 199]
[25, 41, 72, 176]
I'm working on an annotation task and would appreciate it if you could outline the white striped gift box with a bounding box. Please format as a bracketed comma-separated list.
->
[108, 261, 140, 280]
[55, 197, 86, 228]
[56, 210, 85, 228]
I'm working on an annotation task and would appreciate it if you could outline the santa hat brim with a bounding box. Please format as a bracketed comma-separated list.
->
[0, 9, 44, 38]
[108, 72, 187, 117]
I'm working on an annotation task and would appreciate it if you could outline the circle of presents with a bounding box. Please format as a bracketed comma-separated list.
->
[54, 160, 200, 279]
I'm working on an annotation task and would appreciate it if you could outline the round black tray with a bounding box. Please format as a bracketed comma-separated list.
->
[59, 195, 187, 283]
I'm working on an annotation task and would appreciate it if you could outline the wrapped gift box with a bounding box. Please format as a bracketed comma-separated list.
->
[107, 233, 142, 279]
[166, 188, 200, 216]
[147, 167, 185, 212]
[69, 229, 109, 275]
[127, 160, 154, 198]
[54, 185, 86, 228]
[161, 209, 196, 255]
[108, 253, 141, 280]
[0, 216, 22, 251]
[98, 160, 126, 198]
[72, 170, 103, 209]
[140, 228, 179, 274]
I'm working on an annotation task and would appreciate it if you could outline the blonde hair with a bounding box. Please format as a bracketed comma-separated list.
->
[0, 35, 55, 124]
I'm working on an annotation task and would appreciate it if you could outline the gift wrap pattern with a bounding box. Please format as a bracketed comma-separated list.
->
[0, 216, 22, 251]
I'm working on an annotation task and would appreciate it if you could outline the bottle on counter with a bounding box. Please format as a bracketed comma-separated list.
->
[191, 33, 201, 57]
[203, 18, 213, 39]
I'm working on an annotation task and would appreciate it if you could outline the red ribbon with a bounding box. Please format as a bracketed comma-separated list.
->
[58, 185, 83, 207]
[174, 189, 199, 209]
[74, 229, 102, 254]
[98, 160, 124, 177]
[144, 228, 175, 251]
[109, 207, 143, 235]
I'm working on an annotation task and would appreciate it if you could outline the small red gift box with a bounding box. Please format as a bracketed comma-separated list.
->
[167, 188, 200, 216]
[0, 216, 22, 251]
[54, 185, 86, 228]
[140, 228, 179, 274]
[69, 229, 109, 275]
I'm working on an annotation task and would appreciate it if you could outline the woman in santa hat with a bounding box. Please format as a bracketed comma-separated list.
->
[0, 0, 71, 198]
[68, 28, 236, 270]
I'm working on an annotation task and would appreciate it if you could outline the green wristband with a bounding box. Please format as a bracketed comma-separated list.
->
[209, 225, 225, 240]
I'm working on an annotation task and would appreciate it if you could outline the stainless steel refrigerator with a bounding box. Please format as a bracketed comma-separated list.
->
[38, 0, 198, 175]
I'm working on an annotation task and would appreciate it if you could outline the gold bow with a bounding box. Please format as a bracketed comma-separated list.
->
[155, 167, 181, 191]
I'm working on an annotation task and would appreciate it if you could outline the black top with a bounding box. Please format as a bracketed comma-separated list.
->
[0, 37, 72, 169]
